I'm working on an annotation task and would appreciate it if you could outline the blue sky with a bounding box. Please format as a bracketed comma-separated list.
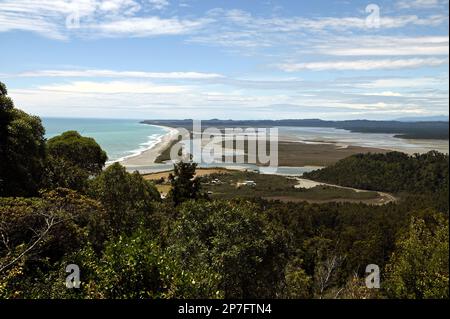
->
[0, 0, 448, 120]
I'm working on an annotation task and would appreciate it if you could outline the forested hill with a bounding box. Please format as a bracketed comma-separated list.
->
[141, 119, 449, 140]
[303, 151, 449, 196]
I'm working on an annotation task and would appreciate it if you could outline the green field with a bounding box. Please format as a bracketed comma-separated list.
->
[202, 170, 381, 203]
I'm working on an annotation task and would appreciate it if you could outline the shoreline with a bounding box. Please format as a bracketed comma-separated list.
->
[120, 126, 181, 167]
[119, 124, 390, 170]
[119, 123, 448, 171]
[107, 133, 165, 164]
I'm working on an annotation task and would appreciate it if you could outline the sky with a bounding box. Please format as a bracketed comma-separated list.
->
[0, 0, 448, 120]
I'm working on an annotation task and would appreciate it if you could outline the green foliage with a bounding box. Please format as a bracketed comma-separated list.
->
[334, 275, 382, 299]
[88, 163, 160, 234]
[47, 130, 107, 176]
[167, 161, 204, 205]
[262, 198, 418, 297]
[384, 211, 449, 299]
[0, 84, 13, 150]
[42, 156, 91, 192]
[169, 199, 289, 298]
[0, 188, 106, 297]
[0, 188, 106, 263]
[88, 228, 226, 299]
[82, 230, 164, 299]
[43, 131, 108, 192]
[1, 82, 46, 197]
[0, 108, 46, 197]
[283, 258, 312, 298]
[1, 174, 448, 300]
[304, 151, 449, 194]
[27, 229, 213, 299]
[0, 82, 7, 96]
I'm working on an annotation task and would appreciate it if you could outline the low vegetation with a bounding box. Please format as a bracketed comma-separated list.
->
[202, 171, 381, 203]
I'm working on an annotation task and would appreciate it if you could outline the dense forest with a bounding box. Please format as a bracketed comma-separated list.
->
[303, 152, 449, 210]
[1, 82, 448, 299]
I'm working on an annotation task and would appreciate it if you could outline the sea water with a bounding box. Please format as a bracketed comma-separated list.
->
[42, 118, 169, 163]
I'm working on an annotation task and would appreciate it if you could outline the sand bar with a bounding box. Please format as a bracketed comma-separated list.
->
[121, 126, 181, 166]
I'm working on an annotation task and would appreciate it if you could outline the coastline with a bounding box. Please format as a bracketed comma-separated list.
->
[120, 126, 181, 166]
[120, 125, 390, 170]
[119, 123, 449, 171]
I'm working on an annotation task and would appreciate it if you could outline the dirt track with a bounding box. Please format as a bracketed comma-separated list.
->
[293, 178, 397, 205]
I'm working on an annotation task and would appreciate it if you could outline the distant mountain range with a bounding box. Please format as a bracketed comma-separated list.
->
[395, 115, 449, 122]
[142, 118, 449, 140]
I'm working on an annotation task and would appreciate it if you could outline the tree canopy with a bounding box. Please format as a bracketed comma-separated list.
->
[88, 163, 160, 234]
[304, 151, 449, 202]
[167, 161, 204, 205]
[384, 211, 449, 299]
[0, 84, 46, 197]
[43, 130, 108, 192]
[47, 130, 107, 176]
[0, 82, 7, 96]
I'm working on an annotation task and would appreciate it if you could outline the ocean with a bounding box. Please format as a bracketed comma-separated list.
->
[42, 118, 170, 163]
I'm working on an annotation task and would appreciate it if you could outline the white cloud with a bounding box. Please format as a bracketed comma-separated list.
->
[1, 3, 448, 42]
[378, 14, 447, 28]
[14, 69, 224, 79]
[355, 77, 448, 89]
[88, 16, 208, 37]
[0, 10, 66, 40]
[8, 75, 448, 119]
[397, 0, 444, 9]
[360, 91, 404, 97]
[0, 0, 75, 39]
[148, 0, 169, 10]
[189, 8, 449, 50]
[97, 0, 141, 14]
[0, 0, 204, 39]
[37, 80, 190, 94]
[314, 36, 449, 56]
[277, 58, 449, 71]
[207, 8, 447, 31]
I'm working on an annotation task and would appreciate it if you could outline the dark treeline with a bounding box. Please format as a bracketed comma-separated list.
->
[141, 118, 449, 140]
[303, 151, 449, 211]
[1, 82, 448, 299]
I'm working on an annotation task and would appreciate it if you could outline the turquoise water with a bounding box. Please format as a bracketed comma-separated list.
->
[42, 118, 169, 163]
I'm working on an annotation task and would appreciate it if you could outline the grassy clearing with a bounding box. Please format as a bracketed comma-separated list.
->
[202, 171, 381, 203]
[144, 168, 382, 204]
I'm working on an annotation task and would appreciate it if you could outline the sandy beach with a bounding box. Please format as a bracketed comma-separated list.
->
[121, 125, 391, 168]
[120, 123, 448, 170]
[121, 126, 181, 166]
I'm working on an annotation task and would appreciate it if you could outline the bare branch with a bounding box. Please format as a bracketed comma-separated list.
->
[0, 213, 63, 273]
